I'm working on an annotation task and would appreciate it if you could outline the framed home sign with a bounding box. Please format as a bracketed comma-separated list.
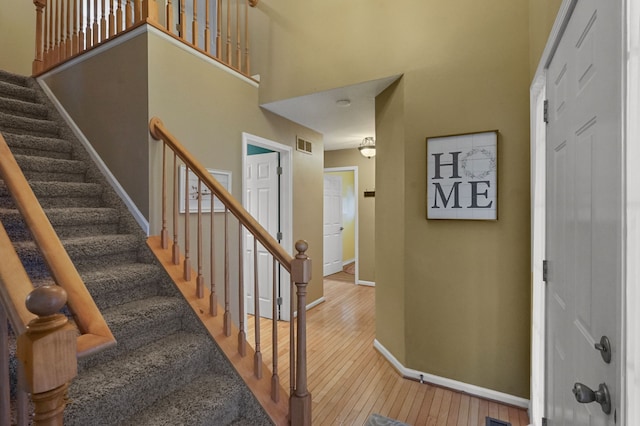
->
[426, 130, 498, 220]
[179, 165, 232, 213]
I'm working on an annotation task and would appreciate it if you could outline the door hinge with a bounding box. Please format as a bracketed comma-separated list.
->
[276, 231, 282, 241]
[277, 297, 282, 306]
[542, 417, 548, 426]
[543, 260, 548, 282]
[543, 99, 549, 124]
[277, 166, 283, 175]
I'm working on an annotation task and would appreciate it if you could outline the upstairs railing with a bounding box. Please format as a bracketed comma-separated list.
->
[32, 0, 258, 78]
[149, 117, 311, 425]
[0, 133, 116, 425]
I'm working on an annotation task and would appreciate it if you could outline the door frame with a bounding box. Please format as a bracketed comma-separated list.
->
[324, 166, 360, 284]
[530, 0, 640, 424]
[242, 132, 293, 321]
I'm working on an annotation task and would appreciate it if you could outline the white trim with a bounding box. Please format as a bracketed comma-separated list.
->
[293, 296, 326, 317]
[36, 79, 150, 235]
[242, 133, 293, 322]
[357, 280, 375, 287]
[342, 258, 355, 266]
[324, 166, 359, 284]
[373, 339, 530, 409]
[148, 26, 258, 88]
[625, 0, 640, 423]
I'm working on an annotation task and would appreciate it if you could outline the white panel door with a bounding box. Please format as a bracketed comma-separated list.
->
[545, 0, 622, 423]
[323, 174, 343, 276]
[245, 152, 279, 319]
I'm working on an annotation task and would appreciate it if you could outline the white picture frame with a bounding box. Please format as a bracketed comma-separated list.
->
[179, 165, 232, 213]
[426, 130, 498, 220]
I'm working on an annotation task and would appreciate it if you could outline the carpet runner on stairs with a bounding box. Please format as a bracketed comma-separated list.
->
[0, 69, 272, 425]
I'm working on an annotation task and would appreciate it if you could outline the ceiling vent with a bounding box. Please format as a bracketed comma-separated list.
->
[296, 136, 313, 155]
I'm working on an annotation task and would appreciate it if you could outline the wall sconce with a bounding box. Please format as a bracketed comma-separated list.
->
[358, 137, 376, 159]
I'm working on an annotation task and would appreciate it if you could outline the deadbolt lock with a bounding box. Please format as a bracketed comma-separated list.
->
[594, 335, 612, 364]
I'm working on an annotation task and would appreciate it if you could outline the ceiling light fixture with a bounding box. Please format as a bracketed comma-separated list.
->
[358, 137, 376, 159]
[336, 99, 351, 107]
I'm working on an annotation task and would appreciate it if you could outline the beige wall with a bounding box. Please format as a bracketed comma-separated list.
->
[324, 148, 376, 283]
[0, 0, 34, 76]
[254, 0, 532, 397]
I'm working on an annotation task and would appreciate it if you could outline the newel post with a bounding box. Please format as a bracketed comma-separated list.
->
[17, 286, 77, 426]
[32, 0, 46, 74]
[289, 240, 312, 426]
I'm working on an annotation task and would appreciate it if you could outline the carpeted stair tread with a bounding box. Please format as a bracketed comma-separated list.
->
[121, 371, 261, 426]
[79, 296, 190, 370]
[0, 70, 30, 87]
[80, 263, 165, 310]
[2, 132, 73, 160]
[64, 332, 216, 426]
[0, 80, 37, 103]
[0, 181, 104, 208]
[0, 110, 59, 138]
[0, 96, 49, 119]
[14, 154, 87, 182]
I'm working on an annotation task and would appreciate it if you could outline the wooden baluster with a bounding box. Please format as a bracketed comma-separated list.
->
[289, 276, 295, 398]
[17, 286, 77, 426]
[85, 0, 91, 49]
[225, 0, 230, 64]
[204, 0, 210, 53]
[116, 0, 123, 33]
[244, 0, 249, 75]
[172, 153, 180, 265]
[0, 304, 8, 426]
[223, 207, 231, 336]
[78, 0, 84, 53]
[165, 0, 172, 32]
[235, 0, 240, 70]
[100, 0, 106, 41]
[161, 142, 168, 249]
[17, 365, 28, 425]
[72, 0, 78, 55]
[196, 179, 204, 298]
[125, 0, 133, 28]
[48, 0, 54, 66]
[209, 193, 217, 316]
[237, 223, 246, 356]
[289, 241, 312, 426]
[65, 0, 72, 58]
[108, 0, 115, 37]
[192, 0, 198, 46]
[215, 0, 221, 58]
[92, 0, 98, 45]
[54, 0, 60, 64]
[179, 0, 186, 40]
[58, 0, 64, 60]
[134, 0, 141, 22]
[183, 165, 192, 281]
[271, 257, 279, 402]
[253, 238, 262, 378]
[32, 0, 46, 74]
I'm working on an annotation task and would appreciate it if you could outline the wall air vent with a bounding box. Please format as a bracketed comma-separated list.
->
[296, 136, 313, 155]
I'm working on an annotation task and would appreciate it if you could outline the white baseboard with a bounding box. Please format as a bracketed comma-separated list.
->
[36, 79, 150, 235]
[293, 296, 326, 318]
[358, 280, 375, 287]
[342, 258, 355, 266]
[373, 339, 530, 409]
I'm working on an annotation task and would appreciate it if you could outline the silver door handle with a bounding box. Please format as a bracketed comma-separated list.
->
[572, 382, 612, 414]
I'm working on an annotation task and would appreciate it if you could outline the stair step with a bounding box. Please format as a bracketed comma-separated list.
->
[0, 207, 120, 241]
[0, 70, 30, 87]
[121, 372, 255, 426]
[81, 263, 166, 310]
[0, 80, 37, 103]
[0, 181, 104, 208]
[79, 296, 190, 370]
[65, 332, 216, 426]
[14, 154, 87, 182]
[0, 110, 59, 138]
[3, 132, 73, 160]
[0, 96, 49, 120]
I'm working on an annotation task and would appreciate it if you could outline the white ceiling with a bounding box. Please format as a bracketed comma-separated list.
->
[261, 75, 401, 151]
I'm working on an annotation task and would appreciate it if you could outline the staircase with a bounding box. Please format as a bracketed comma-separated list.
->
[0, 69, 273, 425]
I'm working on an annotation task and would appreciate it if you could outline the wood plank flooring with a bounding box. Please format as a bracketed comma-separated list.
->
[247, 273, 530, 426]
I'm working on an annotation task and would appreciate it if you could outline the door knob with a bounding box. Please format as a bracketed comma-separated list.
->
[572, 382, 611, 414]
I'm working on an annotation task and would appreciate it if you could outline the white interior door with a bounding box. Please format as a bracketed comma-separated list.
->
[323, 174, 343, 276]
[245, 152, 279, 319]
[545, 0, 622, 423]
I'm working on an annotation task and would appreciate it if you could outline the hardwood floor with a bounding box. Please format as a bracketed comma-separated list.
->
[246, 273, 530, 426]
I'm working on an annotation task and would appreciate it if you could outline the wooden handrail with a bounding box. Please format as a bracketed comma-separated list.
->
[149, 117, 293, 271]
[0, 134, 115, 357]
